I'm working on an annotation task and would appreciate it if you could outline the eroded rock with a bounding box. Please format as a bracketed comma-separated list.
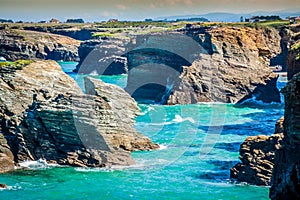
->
[230, 117, 284, 186]
[0, 60, 157, 172]
[0, 30, 80, 61]
[270, 74, 300, 199]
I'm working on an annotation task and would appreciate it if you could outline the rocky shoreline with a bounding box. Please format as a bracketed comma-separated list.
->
[75, 26, 283, 104]
[230, 24, 300, 199]
[230, 117, 284, 186]
[0, 60, 158, 173]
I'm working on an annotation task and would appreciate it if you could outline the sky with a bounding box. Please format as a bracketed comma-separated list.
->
[0, 0, 299, 22]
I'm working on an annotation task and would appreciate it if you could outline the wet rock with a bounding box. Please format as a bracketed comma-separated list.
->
[0, 60, 157, 172]
[230, 117, 284, 186]
[270, 73, 300, 199]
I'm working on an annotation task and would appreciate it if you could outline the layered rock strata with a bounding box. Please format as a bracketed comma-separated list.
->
[0, 60, 157, 172]
[125, 26, 281, 104]
[230, 117, 284, 186]
[0, 30, 80, 61]
[270, 74, 300, 199]
[75, 38, 130, 75]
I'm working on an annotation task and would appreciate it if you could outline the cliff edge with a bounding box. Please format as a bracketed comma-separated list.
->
[270, 73, 300, 199]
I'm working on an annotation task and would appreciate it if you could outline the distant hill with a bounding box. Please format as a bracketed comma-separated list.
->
[155, 11, 300, 22]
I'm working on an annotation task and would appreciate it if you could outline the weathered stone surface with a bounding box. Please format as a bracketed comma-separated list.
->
[0, 134, 14, 173]
[17, 94, 135, 167]
[84, 77, 159, 151]
[0, 30, 80, 61]
[125, 26, 281, 104]
[0, 60, 157, 172]
[230, 117, 284, 186]
[75, 38, 130, 75]
[270, 73, 300, 199]
[285, 24, 300, 80]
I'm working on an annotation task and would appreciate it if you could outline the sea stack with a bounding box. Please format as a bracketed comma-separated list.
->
[0, 60, 158, 172]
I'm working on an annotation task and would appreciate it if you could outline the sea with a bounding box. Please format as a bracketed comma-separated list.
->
[0, 62, 287, 200]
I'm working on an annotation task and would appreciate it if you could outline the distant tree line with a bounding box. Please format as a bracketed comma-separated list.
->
[0, 19, 13, 23]
[245, 15, 282, 22]
[175, 17, 209, 22]
[66, 19, 84, 23]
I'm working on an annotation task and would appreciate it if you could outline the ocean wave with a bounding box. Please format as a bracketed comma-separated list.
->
[136, 115, 196, 126]
[18, 159, 59, 170]
[239, 96, 284, 108]
[172, 114, 196, 124]
[0, 184, 22, 191]
[159, 144, 168, 150]
[141, 106, 155, 115]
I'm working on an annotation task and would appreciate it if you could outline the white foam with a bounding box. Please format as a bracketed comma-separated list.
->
[18, 159, 58, 170]
[240, 96, 283, 106]
[172, 115, 196, 124]
[159, 144, 168, 150]
[0, 184, 22, 191]
[141, 106, 155, 115]
[74, 167, 111, 172]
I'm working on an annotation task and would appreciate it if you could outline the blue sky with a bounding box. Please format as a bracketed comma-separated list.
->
[0, 0, 299, 21]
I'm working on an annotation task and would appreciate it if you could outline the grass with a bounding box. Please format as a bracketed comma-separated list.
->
[92, 32, 115, 38]
[0, 60, 33, 70]
[291, 41, 300, 61]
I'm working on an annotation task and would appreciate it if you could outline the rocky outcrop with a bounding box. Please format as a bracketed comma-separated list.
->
[0, 134, 14, 173]
[287, 41, 300, 80]
[285, 25, 300, 80]
[230, 117, 284, 186]
[0, 30, 80, 61]
[84, 77, 159, 151]
[0, 60, 157, 172]
[75, 38, 130, 75]
[270, 73, 300, 199]
[125, 26, 281, 104]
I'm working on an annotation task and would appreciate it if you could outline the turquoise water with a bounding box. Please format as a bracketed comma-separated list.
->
[0, 62, 286, 200]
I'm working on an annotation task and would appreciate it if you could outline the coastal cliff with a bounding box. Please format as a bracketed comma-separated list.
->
[0, 30, 80, 61]
[75, 38, 130, 75]
[270, 73, 300, 199]
[125, 26, 281, 104]
[230, 117, 284, 186]
[0, 60, 157, 172]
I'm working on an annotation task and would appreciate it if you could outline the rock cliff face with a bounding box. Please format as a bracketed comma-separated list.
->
[0, 30, 80, 61]
[0, 60, 157, 172]
[84, 77, 159, 151]
[75, 38, 130, 75]
[285, 24, 300, 80]
[270, 73, 300, 199]
[21, 26, 94, 41]
[230, 117, 284, 186]
[125, 26, 281, 104]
